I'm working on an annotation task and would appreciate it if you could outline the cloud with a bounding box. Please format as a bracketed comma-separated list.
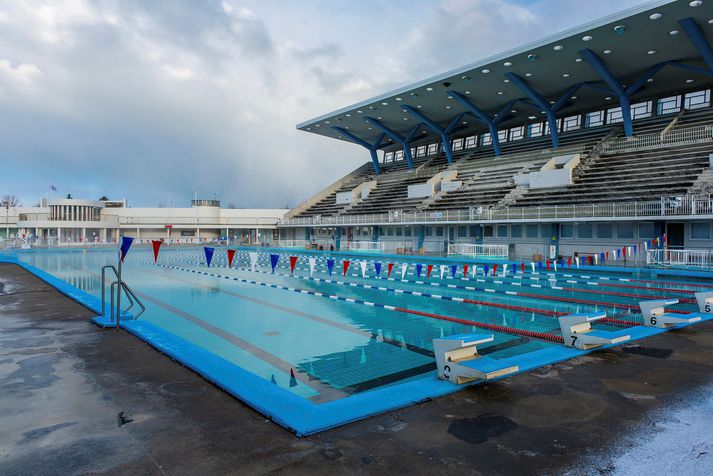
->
[0, 0, 650, 208]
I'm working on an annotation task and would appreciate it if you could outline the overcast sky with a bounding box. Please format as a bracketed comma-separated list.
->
[0, 0, 649, 208]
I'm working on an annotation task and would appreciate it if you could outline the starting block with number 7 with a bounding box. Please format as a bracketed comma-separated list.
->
[433, 334, 519, 384]
[558, 313, 631, 350]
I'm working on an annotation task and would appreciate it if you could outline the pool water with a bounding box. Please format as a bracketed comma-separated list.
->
[11, 246, 713, 431]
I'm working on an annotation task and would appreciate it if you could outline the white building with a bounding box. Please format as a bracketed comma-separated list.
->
[1, 198, 287, 246]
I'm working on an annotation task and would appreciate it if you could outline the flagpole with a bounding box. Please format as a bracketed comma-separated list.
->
[45, 178, 49, 206]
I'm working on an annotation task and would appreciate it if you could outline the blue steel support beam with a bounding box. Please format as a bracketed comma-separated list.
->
[504, 73, 566, 148]
[332, 126, 385, 175]
[680, 17, 713, 72]
[364, 117, 418, 169]
[579, 48, 633, 137]
[448, 90, 502, 156]
[401, 106, 465, 164]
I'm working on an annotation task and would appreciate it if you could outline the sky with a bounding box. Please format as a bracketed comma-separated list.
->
[0, 0, 650, 208]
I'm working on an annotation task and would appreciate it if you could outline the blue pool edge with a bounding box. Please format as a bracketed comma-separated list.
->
[3, 253, 712, 436]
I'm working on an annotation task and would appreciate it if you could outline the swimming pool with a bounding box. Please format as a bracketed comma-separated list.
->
[4, 245, 713, 435]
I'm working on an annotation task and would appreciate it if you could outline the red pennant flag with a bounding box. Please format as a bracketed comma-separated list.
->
[521, 262, 525, 273]
[663, 233, 667, 243]
[290, 256, 298, 274]
[567, 257, 572, 268]
[605, 251, 609, 260]
[227, 249, 236, 268]
[151, 240, 162, 263]
[493, 264, 498, 276]
[622, 247, 626, 257]
[343, 260, 350, 276]
[588, 255, 593, 265]
[387, 263, 394, 278]
[546, 260, 550, 272]
[427, 264, 433, 278]
[463, 264, 469, 278]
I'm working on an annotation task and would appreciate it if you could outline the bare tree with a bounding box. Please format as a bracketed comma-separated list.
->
[1, 195, 21, 207]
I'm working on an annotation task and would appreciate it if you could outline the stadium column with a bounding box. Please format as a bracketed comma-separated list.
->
[335, 226, 342, 251]
[417, 225, 426, 251]
[305, 227, 311, 242]
[331, 127, 387, 175]
[400, 106, 466, 164]
[363, 118, 422, 170]
[549, 223, 559, 260]
[579, 49, 634, 137]
[371, 225, 380, 243]
[448, 90, 515, 157]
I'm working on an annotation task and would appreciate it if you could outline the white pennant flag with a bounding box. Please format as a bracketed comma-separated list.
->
[530, 262, 536, 273]
[249, 252, 258, 272]
[440, 264, 448, 279]
[575, 257, 580, 268]
[594, 254, 599, 265]
[360, 261, 367, 278]
[612, 249, 617, 261]
[502, 264, 508, 276]
[553, 261, 558, 272]
[401, 263, 408, 280]
[308, 257, 316, 276]
[627, 246, 632, 257]
[472, 265, 477, 278]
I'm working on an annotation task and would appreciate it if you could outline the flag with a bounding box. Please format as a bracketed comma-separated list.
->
[227, 249, 236, 268]
[575, 257, 580, 268]
[553, 261, 557, 272]
[249, 252, 258, 272]
[521, 262, 525, 273]
[269, 254, 279, 273]
[567, 257, 572, 268]
[493, 264, 498, 276]
[401, 263, 408, 279]
[463, 264, 469, 278]
[511, 264, 516, 276]
[531, 262, 536, 273]
[450, 264, 457, 278]
[416, 263, 423, 278]
[151, 240, 162, 263]
[546, 261, 550, 272]
[387, 263, 394, 278]
[308, 257, 316, 276]
[440, 264, 447, 279]
[289, 256, 298, 274]
[326, 258, 335, 276]
[342, 260, 351, 276]
[204, 247, 215, 267]
[48, 184, 57, 192]
[427, 264, 433, 278]
[360, 261, 367, 278]
[374, 261, 382, 277]
[119, 236, 133, 262]
[484, 264, 490, 277]
[502, 264, 508, 276]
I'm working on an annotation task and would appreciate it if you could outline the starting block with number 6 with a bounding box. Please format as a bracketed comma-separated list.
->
[433, 334, 519, 384]
[558, 313, 631, 350]
[639, 298, 702, 328]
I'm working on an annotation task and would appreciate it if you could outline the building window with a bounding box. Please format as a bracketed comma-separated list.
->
[481, 133, 492, 146]
[544, 118, 562, 135]
[469, 225, 479, 237]
[526, 224, 539, 238]
[510, 126, 524, 141]
[596, 223, 613, 239]
[387, 228, 394, 236]
[383, 151, 393, 162]
[394, 150, 404, 161]
[578, 223, 593, 239]
[617, 223, 634, 239]
[452, 138, 464, 151]
[638, 222, 655, 239]
[416, 145, 427, 157]
[562, 115, 581, 132]
[425, 227, 433, 237]
[541, 224, 551, 239]
[405, 227, 412, 237]
[691, 222, 710, 240]
[560, 224, 574, 238]
[497, 129, 508, 143]
[457, 226, 467, 238]
[585, 110, 604, 128]
[528, 122, 543, 138]
[396, 227, 403, 237]
[427, 143, 438, 155]
[436, 226, 444, 237]
[497, 225, 508, 238]
[631, 101, 652, 120]
[511, 225, 522, 238]
[465, 136, 477, 148]
[484, 225, 494, 237]
[684, 90, 711, 111]
[606, 107, 623, 124]
[657, 95, 681, 115]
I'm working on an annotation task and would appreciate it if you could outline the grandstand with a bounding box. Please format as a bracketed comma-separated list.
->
[280, 0, 713, 263]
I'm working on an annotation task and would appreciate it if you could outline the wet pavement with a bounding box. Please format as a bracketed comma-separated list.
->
[1, 262, 712, 475]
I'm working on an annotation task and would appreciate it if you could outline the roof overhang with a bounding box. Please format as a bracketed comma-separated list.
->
[297, 0, 713, 148]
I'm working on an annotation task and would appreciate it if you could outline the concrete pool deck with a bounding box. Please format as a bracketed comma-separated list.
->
[1, 261, 712, 475]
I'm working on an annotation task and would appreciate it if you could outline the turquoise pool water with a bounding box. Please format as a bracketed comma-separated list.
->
[14, 246, 712, 407]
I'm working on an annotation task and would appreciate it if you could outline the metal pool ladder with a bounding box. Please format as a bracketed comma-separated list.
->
[100, 265, 145, 328]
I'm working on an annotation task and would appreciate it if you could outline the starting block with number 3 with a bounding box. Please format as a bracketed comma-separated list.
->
[433, 334, 519, 384]
[558, 313, 631, 350]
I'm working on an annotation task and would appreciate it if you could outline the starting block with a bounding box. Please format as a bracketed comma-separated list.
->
[639, 298, 702, 328]
[694, 291, 713, 315]
[433, 334, 519, 384]
[558, 313, 631, 350]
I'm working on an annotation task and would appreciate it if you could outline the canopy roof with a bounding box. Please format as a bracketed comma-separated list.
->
[297, 0, 713, 148]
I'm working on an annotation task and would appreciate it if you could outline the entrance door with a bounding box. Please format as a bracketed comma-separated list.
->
[666, 222, 684, 249]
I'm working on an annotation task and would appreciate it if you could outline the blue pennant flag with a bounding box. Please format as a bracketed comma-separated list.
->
[561, 259, 566, 270]
[634, 244, 638, 254]
[119, 236, 134, 262]
[450, 264, 457, 278]
[416, 263, 423, 278]
[270, 254, 279, 273]
[327, 258, 335, 276]
[538, 261, 543, 272]
[484, 264, 490, 277]
[374, 261, 382, 277]
[600, 252, 605, 263]
[204, 247, 215, 267]
[511, 264, 516, 275]
[616, 249, 621, 259]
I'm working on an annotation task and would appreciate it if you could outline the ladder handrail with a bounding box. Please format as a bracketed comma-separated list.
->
[101, 265, 119, 317]
[101, 264, 146, 323]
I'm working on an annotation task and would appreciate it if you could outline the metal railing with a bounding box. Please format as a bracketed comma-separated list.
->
[100, 265, 145, 326]
[342, 241, 386, 253]
[601, 124, 713, 154]
[279, 195, 713, 227]
[646, 249, 713, 270]
[448, 243, 509, 260]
